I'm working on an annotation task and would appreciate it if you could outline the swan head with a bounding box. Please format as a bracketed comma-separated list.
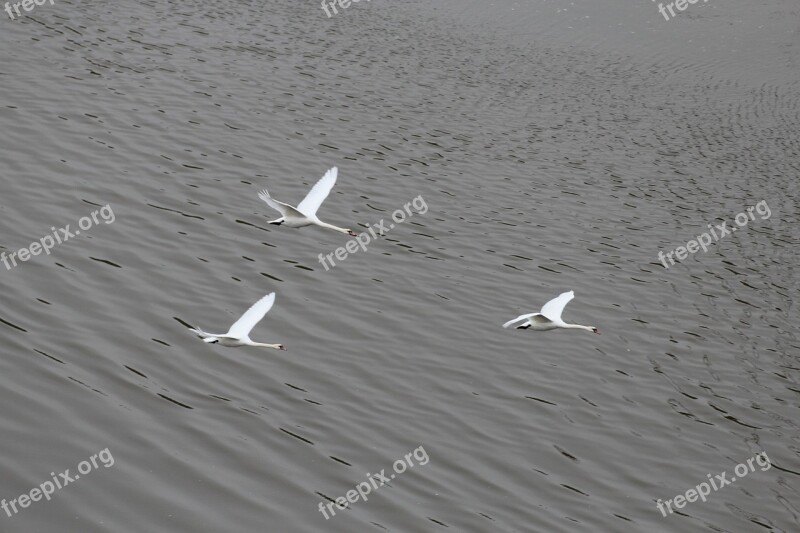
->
[591, 327, 600, 335]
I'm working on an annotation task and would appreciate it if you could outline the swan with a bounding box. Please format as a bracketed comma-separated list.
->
[258, 167, 357, 236]
[189, 292, 286, 349]
[503, 290, 599, 334]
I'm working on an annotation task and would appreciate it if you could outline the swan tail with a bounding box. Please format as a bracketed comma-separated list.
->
[190, 327, 212, 339]
[502, 316, 527, 328]
[503, 312, 537, 328]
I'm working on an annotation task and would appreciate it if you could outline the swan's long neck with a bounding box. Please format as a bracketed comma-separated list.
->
[562, 324, 594, 332]
[315, 221, 350, 234]
[249, 342, 284, 349]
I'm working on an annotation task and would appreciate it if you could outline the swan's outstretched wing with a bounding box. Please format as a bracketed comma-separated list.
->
[297, 167, 337, 218]
[227, 293, 276, 338]
[258, 189, 305, 218]
[539, 291, 574, 323]
[503, 312, 538, 328]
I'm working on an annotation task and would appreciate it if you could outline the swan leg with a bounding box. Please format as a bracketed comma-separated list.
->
[268, 219, 284, 225]
[516, 324, 530, 330]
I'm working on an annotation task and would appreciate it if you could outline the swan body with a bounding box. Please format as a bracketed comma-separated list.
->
[258, 167, 357, 236]
[190, 293, 286, 349]
[503, 290, 599, 334]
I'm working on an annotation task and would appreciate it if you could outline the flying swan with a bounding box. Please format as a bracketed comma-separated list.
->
[503, 290, 599, 334]
[189, 292, 286, 349]
[258, 167, 357, 236]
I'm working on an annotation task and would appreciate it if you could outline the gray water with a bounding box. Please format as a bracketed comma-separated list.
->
[0, 0, 798, 531]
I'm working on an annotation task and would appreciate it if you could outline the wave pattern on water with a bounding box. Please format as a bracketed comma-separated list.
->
[0, 0, 797, 531]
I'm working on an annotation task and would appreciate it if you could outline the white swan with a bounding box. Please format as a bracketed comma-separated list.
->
[503, 290, 599, 334]
[189, 292, 286, 349]
[258, 167, 357, 236]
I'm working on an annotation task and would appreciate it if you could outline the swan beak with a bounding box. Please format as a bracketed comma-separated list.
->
[593, 329, 601, 335]
[279, 345, 287, 351]
[347, 230, 358, 237]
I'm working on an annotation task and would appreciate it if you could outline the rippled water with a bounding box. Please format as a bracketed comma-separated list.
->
[0, 0, 797, 531]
